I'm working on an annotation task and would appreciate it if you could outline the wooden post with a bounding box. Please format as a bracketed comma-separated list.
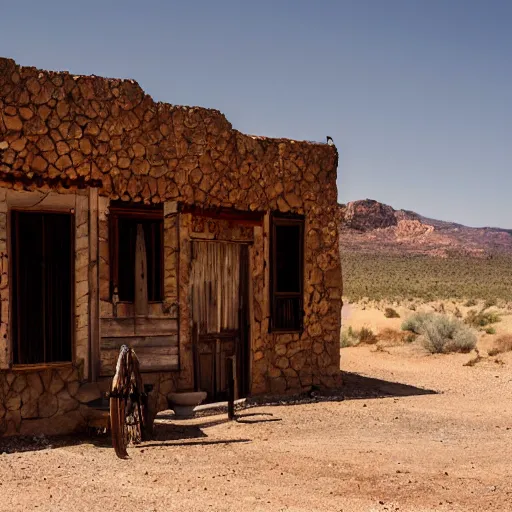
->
[89, 188, 100, 381]
[134, 224, 148, 317]
[227, 355, 235, 421]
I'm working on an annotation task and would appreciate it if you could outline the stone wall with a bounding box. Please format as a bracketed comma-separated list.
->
[0, 57, 343, 436]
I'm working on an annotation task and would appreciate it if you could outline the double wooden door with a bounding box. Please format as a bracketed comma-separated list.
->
[190, 241, 249, 402]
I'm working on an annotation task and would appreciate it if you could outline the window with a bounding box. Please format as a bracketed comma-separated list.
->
[270, 214, 304, 332]
[109, 204, 163, 303]
[11, 211, 73, 364]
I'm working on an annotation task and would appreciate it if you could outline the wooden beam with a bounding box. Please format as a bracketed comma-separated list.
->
[89, 188, 100, 381]
[134, 224, 149, 316]
[180, 204, 264, 226]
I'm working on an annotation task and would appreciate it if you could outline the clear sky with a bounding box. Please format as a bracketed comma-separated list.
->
[1, 0, 510, 228]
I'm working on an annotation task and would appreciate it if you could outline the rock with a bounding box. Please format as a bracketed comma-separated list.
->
[48, 373, 65, 395]
[11, 375, 27, 394]
[5, 394, 21, 411]
[276, 357, 290, 369]
[20, 399, 38, 419]
[4, 115, 22, 131]
[55, 154, 72, 170]
[10, 136, 27, 152]
[74, 382, 101, 403]
[67, 380, 80, 397]
[56, 390, 79, 412]
[31, 155, 48, 173]
[26, 373, 43, 396]
[19, 107, 34, 120]
[38, 392, 58, 417]
[19, 410, 85, 436]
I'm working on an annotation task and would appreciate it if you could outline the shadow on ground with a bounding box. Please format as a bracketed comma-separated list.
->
[0, 371, 435, 454]
[339, 371, 437, 400]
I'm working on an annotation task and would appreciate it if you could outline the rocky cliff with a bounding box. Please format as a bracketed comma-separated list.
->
[339, 199, 512, 257]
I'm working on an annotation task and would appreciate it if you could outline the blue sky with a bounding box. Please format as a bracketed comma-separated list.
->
[1, 0, 510, 228]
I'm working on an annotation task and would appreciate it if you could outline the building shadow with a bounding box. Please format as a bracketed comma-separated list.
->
[0, 372, 435, 454]
[338, 371, 438, 400]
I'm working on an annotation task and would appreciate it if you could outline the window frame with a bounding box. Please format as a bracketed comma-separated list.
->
[269, 213, 305, 333]
[10, 209, 75, 366]
[109, 204, 164, 304]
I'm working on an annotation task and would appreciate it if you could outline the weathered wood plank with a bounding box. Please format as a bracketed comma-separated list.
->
[134, 224, 149, 316]
[134, 317, 178, 335]
[100, 346, 179, 375]
[100, 317, 135, 337]
[89, 187, 100, 381]
[100, 335, 178, 350]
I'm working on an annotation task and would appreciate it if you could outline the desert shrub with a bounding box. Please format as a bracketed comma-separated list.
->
[405, 332, 417, 343]
[484, 298, 497, 309]
[378, 327, 409, 344]
[484, 327, 496, 335]
[358, 326, 378, 344]
[421, 315, 477, 354]
[487, 334, 512, 356]
[464, 299, 477, 307]
[341, 327, 357, 348]
[384, 307, 400, 318]
[465, 309, 501, 328]
[401, 312, 434, 334]
[341, 253, 512, 303]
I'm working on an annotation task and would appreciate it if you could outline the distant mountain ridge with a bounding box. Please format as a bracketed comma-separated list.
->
[339, 199, 512, 257]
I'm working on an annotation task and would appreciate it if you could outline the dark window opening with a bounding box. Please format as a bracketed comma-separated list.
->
[110, 204, 164, 303]
[270, 214, 304, 332]
[11, 211, 73, 365]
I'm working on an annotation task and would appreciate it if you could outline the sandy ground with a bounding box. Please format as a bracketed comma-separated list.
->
[1, 303, 511, 512]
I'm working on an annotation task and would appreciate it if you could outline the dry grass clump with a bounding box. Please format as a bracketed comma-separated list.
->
[378, 327, 410, 344]
[384, 307, 400, 318]
[402, 312, 477, 354]
[488, 335, 512, 356]
[358, 326, 378, 344]
[341, 326, 378, 347]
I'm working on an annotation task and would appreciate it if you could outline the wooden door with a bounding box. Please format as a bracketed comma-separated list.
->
[190, 242, 249, 402]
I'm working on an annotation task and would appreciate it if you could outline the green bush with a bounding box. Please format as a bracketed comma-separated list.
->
[402, 312, 477, 353]
[384, 307, 400, 318]
[485, 327, 496, 335]
[401, 312, 434, 334]
[421, 315, 477, 354]
[465, 309, 501, 328]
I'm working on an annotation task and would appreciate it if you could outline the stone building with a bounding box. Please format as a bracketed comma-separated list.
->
[0, 57, 342, 437]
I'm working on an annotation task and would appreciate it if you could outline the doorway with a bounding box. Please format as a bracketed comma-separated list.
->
[190, 241, 250, 402]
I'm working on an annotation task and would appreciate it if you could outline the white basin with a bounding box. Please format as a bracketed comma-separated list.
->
[168, 391, 207, 418]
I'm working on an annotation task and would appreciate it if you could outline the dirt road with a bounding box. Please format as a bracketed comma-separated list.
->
[1, 343, 511, 511]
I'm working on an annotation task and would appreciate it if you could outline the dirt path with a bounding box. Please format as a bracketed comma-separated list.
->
[1, 344, 512, 511]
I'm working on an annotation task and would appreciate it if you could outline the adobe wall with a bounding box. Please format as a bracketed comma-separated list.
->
[0, 57, 342, 435]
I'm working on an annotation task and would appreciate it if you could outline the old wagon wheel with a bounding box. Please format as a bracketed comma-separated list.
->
[109, 345, 149, 458]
